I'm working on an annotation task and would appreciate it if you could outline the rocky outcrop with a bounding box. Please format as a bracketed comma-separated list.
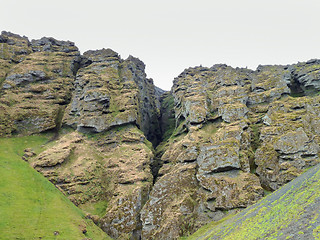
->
[0, 32, 162, 239]
[142, 120, 264, 239]
[141, 163, 199, 239]
[290, 59, 320, 95]
[2, 31, 320, 240]
[189, 163, 320, 240]
[255, 96, 320, 190]
[31, 125, 154, 239]
[142, 62, 320, 239]
[64, 49, 161, 145]
[0, 31, 79, 136]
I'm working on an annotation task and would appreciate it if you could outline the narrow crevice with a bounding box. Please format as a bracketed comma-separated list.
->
[149, 91, 175, 184]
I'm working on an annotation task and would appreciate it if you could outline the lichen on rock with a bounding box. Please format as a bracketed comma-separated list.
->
[64, 49, 161, 146]
[142, 60, 320, 239]
[2, 31, 320, 240]
[0, 31, 79, 136]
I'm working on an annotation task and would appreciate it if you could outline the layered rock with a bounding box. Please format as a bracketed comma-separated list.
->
[2, 31, 320, 240]
[255, 96, 320, 190]
[31, 125, 154, 239]
[142, 62, 320, 239]
[64, 49, 161, 145]
[141, 163, 199, 239]
[22, 46, 161, 239]
[142, 120, 264, 239]
[2, 36, 161, 239]
[189, 164, 320, 239]
[0, 31, 79, 136]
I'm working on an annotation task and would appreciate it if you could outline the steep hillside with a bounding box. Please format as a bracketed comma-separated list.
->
[0, 134, 111, 239]
[1, 31, 320, 240]
[186, 163, 320, 240]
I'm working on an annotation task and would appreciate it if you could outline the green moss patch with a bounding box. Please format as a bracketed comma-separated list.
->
[186, 164, 320, 240]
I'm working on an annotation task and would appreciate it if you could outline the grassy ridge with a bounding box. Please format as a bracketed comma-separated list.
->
[185, 164, 320, 240]
[0, 135, 111, 240]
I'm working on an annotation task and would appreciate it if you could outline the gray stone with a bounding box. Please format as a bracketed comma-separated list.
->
[197, 144, 240, 175]
[4, 70, 47, 88]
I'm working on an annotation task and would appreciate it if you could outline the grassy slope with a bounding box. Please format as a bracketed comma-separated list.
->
[0, 135, 112, 240]
[186, 164, 320, 240]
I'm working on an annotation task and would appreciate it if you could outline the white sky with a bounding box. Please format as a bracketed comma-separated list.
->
[1, 0, 320, 90]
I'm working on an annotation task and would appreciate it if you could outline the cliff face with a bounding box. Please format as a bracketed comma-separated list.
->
[0, 31, 159, 239]
[0, 31, 79, 135]
[64, 49, 161, 145]
[1, 31, 320, 240]
[141, 63, 320, 239]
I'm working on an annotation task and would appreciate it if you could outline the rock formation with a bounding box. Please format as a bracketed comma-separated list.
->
[64, 49, 161, 145]
[0, 31, 79, 135]
[189, 163, 320, 239]
[1, 31, 320, 239]
[141, 63, 320, 239]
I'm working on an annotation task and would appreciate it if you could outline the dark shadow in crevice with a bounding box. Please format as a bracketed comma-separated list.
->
[288, 77, 305, 98]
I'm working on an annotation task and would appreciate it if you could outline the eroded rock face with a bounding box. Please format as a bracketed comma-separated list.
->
[0, 33, 161, 239]
[291, 60, 320, 95]
[255, 96, 320, 190]
[142, 61, 320, 239]
[64, 49, 161, 145]
[31, 125, 154, 239]
[0, 31, 79, 136]
[2, 31, 320, 240]
[141, 163, 198, 240]
[191, 164, 320, 240]
[142, 120, 264, 239]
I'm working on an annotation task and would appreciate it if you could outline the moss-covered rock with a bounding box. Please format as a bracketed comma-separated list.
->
[0, 32, 79, 136]
[254, 96, 320, 190]
[141, 163, 199, 239]
[31, 125, 154, 239]
[64, 49, 161, 146]
[144, 60, 320, 239]
[187, 163, 320, 240]
[2, 31, 320, 240]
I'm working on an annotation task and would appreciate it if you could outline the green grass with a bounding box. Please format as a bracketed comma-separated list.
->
[0, 134, 111, 240]
[185, 164, 320, 240]
[181, 213, 235, 240]
[80, 200, 109, 218]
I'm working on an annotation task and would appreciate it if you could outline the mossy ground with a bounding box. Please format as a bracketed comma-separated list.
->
[0, 134, 111, 239]
[185, 164, 320, 240]
[180, 213, 235, 240]
[80, 200, 109, 218]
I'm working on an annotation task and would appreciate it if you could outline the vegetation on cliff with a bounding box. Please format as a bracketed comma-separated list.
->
[1, 31, 320, 239]
[0, 134, 111, 239]
[186, 163, 320, 240]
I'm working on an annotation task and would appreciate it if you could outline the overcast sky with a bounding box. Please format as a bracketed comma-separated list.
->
[2, 0, 320, 90]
